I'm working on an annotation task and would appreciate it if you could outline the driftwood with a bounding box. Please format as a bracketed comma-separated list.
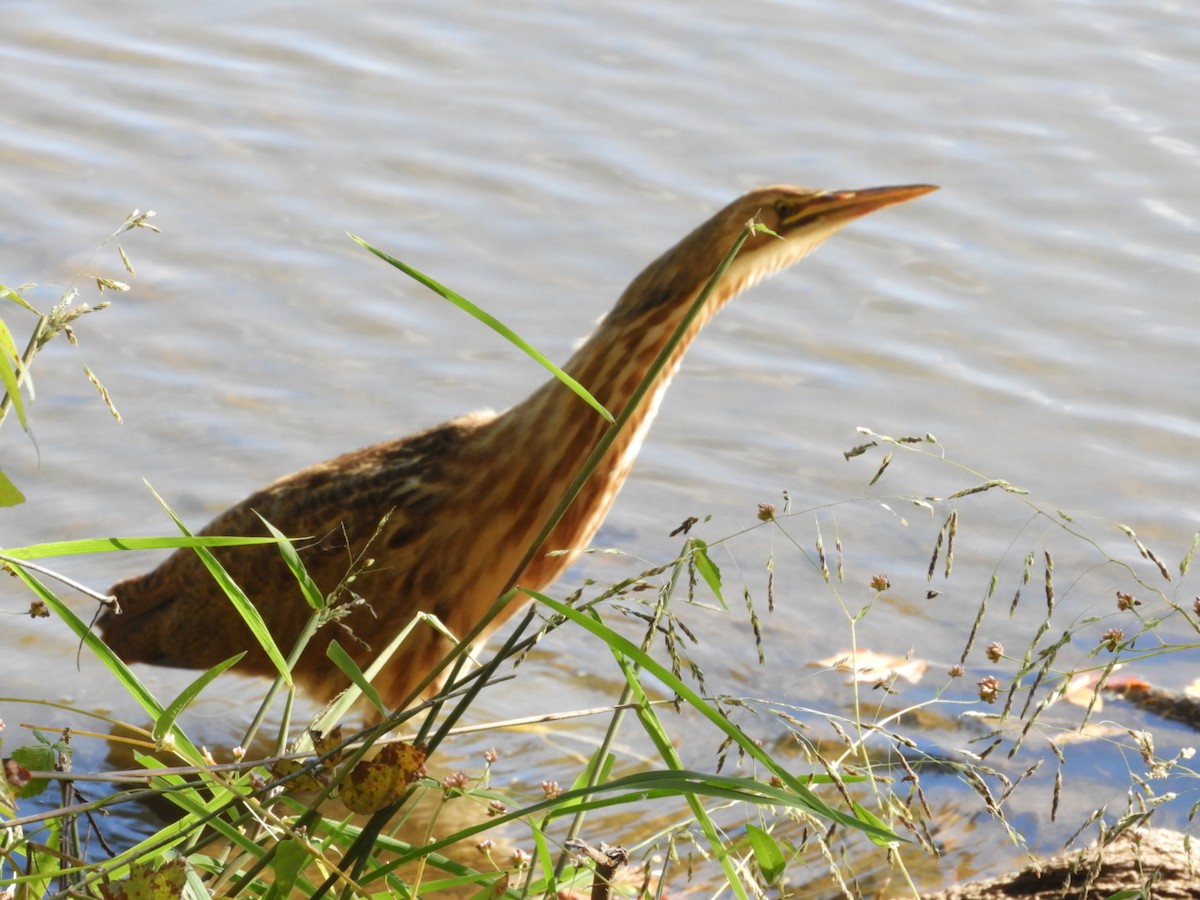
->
[925, 828, 1197, 899]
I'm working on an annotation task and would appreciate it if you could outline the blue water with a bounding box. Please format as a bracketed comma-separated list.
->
[2, 0, 1198, 892]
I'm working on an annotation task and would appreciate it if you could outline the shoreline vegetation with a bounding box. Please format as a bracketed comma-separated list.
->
[3, 215, 1196, 898]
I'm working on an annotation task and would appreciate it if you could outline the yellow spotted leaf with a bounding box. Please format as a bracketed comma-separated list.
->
[340, 742, 426, 814]
[313, 726, 344, 765]
[270, 757, 330, 792]
[98, 857, 188, 899]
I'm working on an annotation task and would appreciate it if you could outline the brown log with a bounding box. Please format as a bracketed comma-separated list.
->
[923, 828, 1197, 899]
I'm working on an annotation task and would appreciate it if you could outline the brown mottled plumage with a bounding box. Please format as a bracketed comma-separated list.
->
[99, 184, 935, 709]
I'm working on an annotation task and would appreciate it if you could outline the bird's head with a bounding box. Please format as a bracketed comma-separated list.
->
[722, 183, 938, 294]
[615, 183, 937, 321]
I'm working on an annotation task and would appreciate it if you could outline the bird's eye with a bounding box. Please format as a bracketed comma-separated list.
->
[774, 198, 797, 219]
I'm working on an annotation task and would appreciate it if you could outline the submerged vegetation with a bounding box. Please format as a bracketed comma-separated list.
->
[2, 217, 1197, 898]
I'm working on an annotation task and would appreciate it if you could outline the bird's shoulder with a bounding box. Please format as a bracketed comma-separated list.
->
[203, 409, 499, 540]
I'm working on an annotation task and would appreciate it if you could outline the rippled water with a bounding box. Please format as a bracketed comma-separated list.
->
[3, 0, 1198, 892]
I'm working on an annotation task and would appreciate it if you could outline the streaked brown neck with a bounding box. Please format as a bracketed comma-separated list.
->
[483, 222, 756, 585]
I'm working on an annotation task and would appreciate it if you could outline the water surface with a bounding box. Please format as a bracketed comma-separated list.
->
[2, 0, 1198, 892]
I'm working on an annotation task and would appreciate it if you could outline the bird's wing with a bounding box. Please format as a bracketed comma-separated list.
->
[100, 413, 491, 672]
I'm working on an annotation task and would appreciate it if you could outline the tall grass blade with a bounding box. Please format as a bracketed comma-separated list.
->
[0, 314, 30, 429]
[349, 233, 613, 423]
[256, 514, 324, 611]
[527, 590, 897, 842]
[326, 639, 388, 717]
[153, 653, 247, 743]
[2, 534, 281, 560]
[144, 482, 292, 685]
[8, 565, 205, 763]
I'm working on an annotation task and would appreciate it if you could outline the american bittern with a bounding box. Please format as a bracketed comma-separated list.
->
[99, 183, 935, 709]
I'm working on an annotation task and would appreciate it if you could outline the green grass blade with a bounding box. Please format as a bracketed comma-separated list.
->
[527, 589, 898, 842]
[852, 800, 900, 848]
[0, 534, 281, 561]
[144, 482, 292, 686]
[0, 315, 29, 429]
[255, 514, 324, 611]
[377, 768, 843, 878]
[129, 753, 261, 857]
[0, 468, 26, 507]
[1, 283, 40, 314]
[348, 233, 613, 423]
[7, 565, 205, 764]
[153, 653, 247, 743]
[691, 538, 726, 607]
[746, 823, 786, 883]
[326, 639, 388, 717]
[265, 838, 308, 899]
[613, 648, 751, 899]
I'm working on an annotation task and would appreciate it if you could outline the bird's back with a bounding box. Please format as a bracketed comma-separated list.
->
[100, 411, 515, 705]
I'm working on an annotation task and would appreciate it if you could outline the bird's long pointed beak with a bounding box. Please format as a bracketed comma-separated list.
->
[781, 184, 938, 229]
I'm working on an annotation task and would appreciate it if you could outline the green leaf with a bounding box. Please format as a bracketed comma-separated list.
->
[257, 514, 324, 611]
[0, 282, 40, 314]
[326, 639, 388, 717]
[0, 468, 25, 507]
[349, 233, 613, 423]
[552, 747, 617, 820]
[21, 816, 59, 898]
[8, 565, 205, 766]
[144, 482, 292, 685]
[11, 741, 56, 798]
[104, 857, 189, 900]
[527, 589, 898, 843]
[575, 747, 617, 790]
[852, 800, 900, 848]
[0, 534, 281, 561]
[154, 653, 247, 744]
[691, 539, 726, 607]
[267, 838, 309, 898]
[0, 315, 29, 430]
[746, 823, 786, 883]
[529, 823, 555, 898]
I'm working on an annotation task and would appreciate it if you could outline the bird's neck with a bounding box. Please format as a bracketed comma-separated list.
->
[528, 228, 751, 433]
[473, 213, 781, 591]
[512, 241, 740, 468]
[489, 265, 736, 587]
